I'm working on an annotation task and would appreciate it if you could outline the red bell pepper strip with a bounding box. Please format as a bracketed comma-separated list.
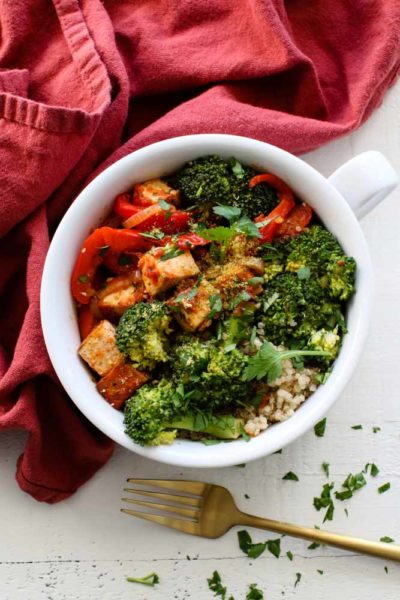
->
[124, 207, 192, 235]
[276, 203, 313, 237]
[78, 304, 98, 340]
[175, 232, 210, 250]
[71, 227, 152, 304]
[113, 193, 142, 220]
[123, 204, 165, 229]
[250, 173, 296, 243]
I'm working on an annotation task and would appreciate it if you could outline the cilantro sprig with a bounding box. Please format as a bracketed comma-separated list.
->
[243, 341, 330, 383]
[238, 530, 281, 559]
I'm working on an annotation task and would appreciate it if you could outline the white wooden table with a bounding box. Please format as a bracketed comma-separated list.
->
[2, 82, 400, 600]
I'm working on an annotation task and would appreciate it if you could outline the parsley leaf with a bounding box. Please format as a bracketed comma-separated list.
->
[351, 424, 363, 430]
[213, 204, 241, 222]
[294, 573, 302, 587]
[308, 542, 320, 550]
[243, 341, 329, 383]
[282, 471, 299, 482]
[313, 482, 335, 522]
[322, 462, 330, 477]
[317, 570, 324, 575]
[238, 531, 281, 559]
[207, 571, 235, 600]
[208, 293, 223, 319]
[380, 536, 394, 543]
[314, 418, 327, 437]
[372, 426, 381, 433]
[159, 246, 184, 261]
[235, 216, 261, 238]
[378, 482, 391, 494]
[286, 551, 293, 561]
[246, 584, 264, 599]
[126, 572, 159, 587]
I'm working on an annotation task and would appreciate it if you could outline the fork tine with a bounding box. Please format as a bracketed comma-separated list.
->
[121, 508, 200, 535]
[123, 489, 202, 507]
[121, 498, 199, 519]
[126, 478, 208, 495]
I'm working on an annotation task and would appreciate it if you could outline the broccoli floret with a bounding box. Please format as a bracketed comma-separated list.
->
[169, 337, 249, 410]
[169, 155, 278, 219]
[279, 225, 356, 301]
[124, 378, 244, 446]
[308, 328, 341, 363]
[116, 301, 171, 370]
[259, 273, 342, 346]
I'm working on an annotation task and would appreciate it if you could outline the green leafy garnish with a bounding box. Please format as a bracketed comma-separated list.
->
[243, 341, 329, 383]
[294, 573, 302, 587]
[372, 426, 381, 433]
[322, 462, 330, 477]
[78, 274, 89, 283]
[335, 472, 366, 501]
[238, 530, 281, 559]
[286, 551, 293, 561]
[351, 424, 362, 430]
[246, 584, 264, 599]
[314, 418, 327, 437]
[282, 471, 299, 482]
[308, 542, 320, 550]
[207, 571, 234, 600]
[380, 536, 394, 543]
[159, 246, 185, 261]
[126, 572, 159, 587]
[313, 482, 335, 522]
[208, 293, 223, 319]
[364, 463, 379, 477]
[235, 216, 261, 238]
[378, 482, 391, 494]
[213, 204, 241, 221]
[317, 570, 324, 575]
[230, 158, 245, 180]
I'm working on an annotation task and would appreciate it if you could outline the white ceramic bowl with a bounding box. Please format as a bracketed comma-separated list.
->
[40, 134, 398, 468]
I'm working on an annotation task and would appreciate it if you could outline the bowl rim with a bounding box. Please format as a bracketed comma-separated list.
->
[40, 133, 373, 467]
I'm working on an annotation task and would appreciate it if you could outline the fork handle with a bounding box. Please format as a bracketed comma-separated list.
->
[238, 512, 400, 562]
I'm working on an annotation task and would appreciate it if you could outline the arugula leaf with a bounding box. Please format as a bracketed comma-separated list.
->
[282, 471, 299, 482]
[246, 584, 264, 600]
[314, 418, 327, 437]
[242, 341, 329, 383]
[126, 572, 159, 587]
[378, 482, 391, 494]
[380, 536, 394, 543]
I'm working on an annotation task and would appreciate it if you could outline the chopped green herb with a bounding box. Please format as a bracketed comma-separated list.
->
[380, 536, 394, 543]
[297, 266, 311, 280]
[384, 566, 389, 573]
[378, 483, 391, 494]
[248, 276, 264, 285]
[243, 341, 329, 383]
[98, 244, 110, 256]
[351, 424, 363, 430]
[207, 571, 234, 600]
[230, 158, 245, 180]
[274, 449, 283, 455]
[78, 274, 89, 283]
[308, 542, 320, 550]
[314, 418, 327, 438]
[294, 573, 302, 587]
[282, 471, 299, 482]
[286, 551, 293, 561]
[335, 471, 366, 501]
[159, 246, 185, 261]
[235, 463, 246, 468]
[208, 293, 223, 319]
[236, 216, 261, 239]
[229, 290, 251, 310]
[322, 462, 330, 477]
[344, 508, 349, 517]
[313, 482, 335, 522]
[372, 426, 381, 433]
[317, 570, 324, 575]
[364, 463, 379, 477]
[246, 584, 264, 600]
[245, 493, 250, 499]
[238, 530, 281, 559]
[140, 230, 165, 240]
[126, 572, 159, 587]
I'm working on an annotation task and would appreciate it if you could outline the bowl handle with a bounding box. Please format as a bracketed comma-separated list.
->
[328, 151, 398, 219]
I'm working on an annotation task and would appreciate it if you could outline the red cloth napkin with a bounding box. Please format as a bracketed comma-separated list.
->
[0, 0, 399, 503]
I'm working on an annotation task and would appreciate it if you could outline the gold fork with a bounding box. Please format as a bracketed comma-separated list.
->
[121, 478, 400, 562]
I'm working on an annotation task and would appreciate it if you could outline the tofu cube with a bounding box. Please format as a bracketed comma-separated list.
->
[98, 276, 143, 318]
[173, 278, 218, 331]
[96, 362, 149, 410]
[139, 250, 200, 297]
[133, 178, 180, 206]
[78, 320, 123, 375]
